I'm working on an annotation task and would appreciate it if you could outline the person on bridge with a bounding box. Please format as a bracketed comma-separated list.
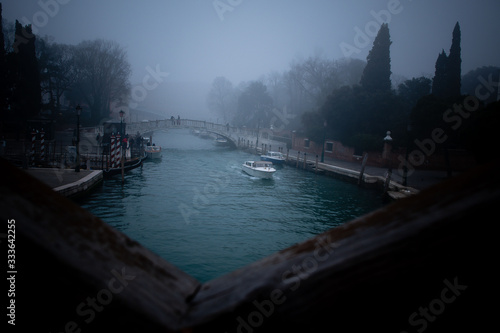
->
[177, 115, 181, 125]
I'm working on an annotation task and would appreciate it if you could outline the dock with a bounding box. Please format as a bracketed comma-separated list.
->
[24, 167, 103, 198]
[269, 149, 422, 200]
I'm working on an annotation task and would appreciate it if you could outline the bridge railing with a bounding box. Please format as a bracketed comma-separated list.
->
[127, 119, 256, 136]
[125, 119, 289, 150]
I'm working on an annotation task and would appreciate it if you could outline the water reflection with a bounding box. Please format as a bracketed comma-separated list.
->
[79, 129, 383, 282]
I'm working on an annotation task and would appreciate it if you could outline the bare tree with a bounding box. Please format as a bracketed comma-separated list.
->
[206, 76, 236, 123]
[37, 38, 77, 114]
[70, 39, 131, 125]
[265, 71, 287, 109]
[335, 58, 366, 87]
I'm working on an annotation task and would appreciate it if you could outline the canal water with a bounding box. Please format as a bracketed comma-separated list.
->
[79, 129, 384, 282]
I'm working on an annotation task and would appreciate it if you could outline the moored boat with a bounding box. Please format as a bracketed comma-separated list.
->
[260, 151, 285, 165]
[242, 160, 276, 179]
[103, 154, 146, 178]
[145, 145, 162, 159]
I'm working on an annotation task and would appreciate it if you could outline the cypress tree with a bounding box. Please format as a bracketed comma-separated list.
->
[432, 22, 461, 100]
[360, 23, 392, 93]
[431, 50, 448, 98]
[447, 22, 461, 99]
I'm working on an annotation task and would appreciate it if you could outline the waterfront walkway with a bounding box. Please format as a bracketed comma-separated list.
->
[17, 147, 456, 200]
[282, 148, 461, 193]
[318, 154, 456, 190]
[24, 167, 103, 198]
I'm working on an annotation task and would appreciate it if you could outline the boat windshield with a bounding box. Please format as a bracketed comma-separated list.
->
[264, 152, 283, 158]
[255, 161, 273, 168]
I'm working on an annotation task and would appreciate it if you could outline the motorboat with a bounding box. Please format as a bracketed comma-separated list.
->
[242, 161, 276, 179]
[145, 145, 162, 159]
[215, 137, 228, 146]
[260, 151, 285, 165]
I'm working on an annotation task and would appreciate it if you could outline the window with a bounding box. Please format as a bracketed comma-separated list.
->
[354, 146, 363, 157]
[304, 139, 310, 148]
[325, 142, 333, 152]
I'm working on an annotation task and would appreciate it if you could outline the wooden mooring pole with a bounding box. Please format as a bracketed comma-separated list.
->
[358, 153, 368, 186]
[121, 149, 125, 183]
[383, 167, 392, 194]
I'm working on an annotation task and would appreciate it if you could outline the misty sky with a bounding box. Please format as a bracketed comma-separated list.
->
[3, 0, 500, 119]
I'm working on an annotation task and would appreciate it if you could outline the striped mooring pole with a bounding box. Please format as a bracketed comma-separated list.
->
[31, 129, 37, 166]
[115, 133, 121, 168]
[40, 129, 45, 162]
[110, 134, 116, 169]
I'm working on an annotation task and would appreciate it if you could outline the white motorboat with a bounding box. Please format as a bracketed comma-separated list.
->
[145, 145, 162, 159]
[215, 137, 228, 146]
[260, 151, 285, 165]
[242, 160, 276, 179]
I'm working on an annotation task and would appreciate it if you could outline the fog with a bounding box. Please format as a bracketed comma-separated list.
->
[3, 0, 500, 120]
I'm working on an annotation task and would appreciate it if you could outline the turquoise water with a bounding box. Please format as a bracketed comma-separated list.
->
[79, 129, 383, 282]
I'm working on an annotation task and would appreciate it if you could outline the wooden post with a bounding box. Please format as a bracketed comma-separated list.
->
[53, 141, 57, 166]
[121, 152, 125, 184]
[383, 168, 392, 194]
[303, 153, 307, 169]
[315, 155, 319, 173]
[383, 131, 393, 194]
[296, 151, 300, 168]
[358, 153, 369, 186]
[286, 148, 289, 162]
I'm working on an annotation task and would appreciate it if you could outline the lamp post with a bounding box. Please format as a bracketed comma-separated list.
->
[383, 130, 393, 194]
[119, 110, 125, 135]
[403, 124, 411, 186]
[75, 104, 82, 172]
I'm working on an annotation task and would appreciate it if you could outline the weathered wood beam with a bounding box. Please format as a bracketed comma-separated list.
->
[0, 158, 200, 332]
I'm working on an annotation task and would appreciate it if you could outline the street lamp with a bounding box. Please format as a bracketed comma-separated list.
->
[119, 110, 125, 134]
[403, 125, 411, 186]
[383, 130, 393, 194]
[75, 104, 82, 172]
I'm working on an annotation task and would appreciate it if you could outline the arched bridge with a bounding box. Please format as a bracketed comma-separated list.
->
[126, 118, 288, 151]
